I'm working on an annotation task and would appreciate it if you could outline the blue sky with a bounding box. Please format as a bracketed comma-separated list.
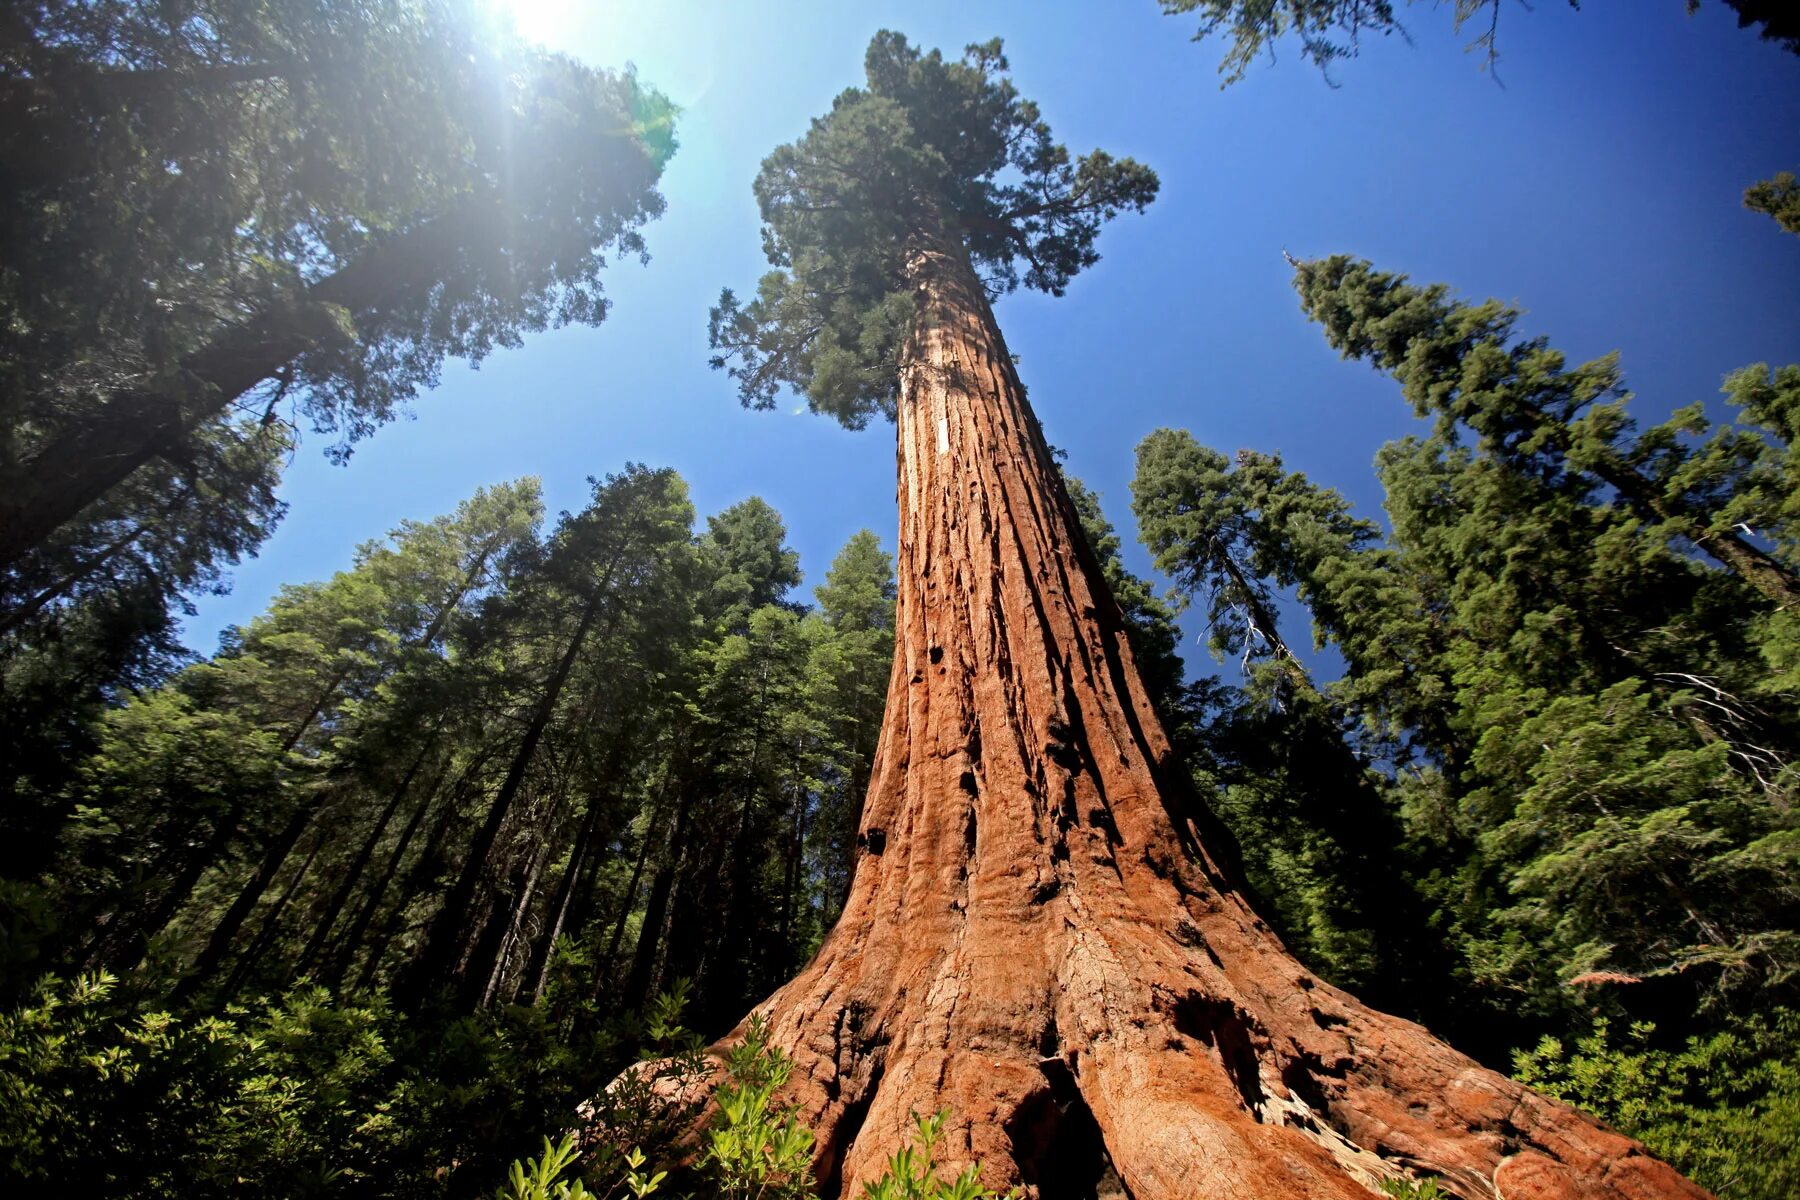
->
[184, 1, 1800, 680]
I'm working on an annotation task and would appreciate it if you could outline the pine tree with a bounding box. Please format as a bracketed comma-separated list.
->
[807, 532, 898, 920]
[405, 466, 697, 1007]
[1745, 170, 1800, 235]
[703, 32, 1699, 1197]
[1129, 432, 1438, 1010]
[1273, 257, 1800, 1017]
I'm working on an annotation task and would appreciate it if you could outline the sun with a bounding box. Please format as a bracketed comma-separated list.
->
[498, 0, 579, 45]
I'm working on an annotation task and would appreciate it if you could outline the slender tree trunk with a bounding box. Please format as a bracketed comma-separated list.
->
[834, 667, 881, 913]
[1589, 450, 1800, 610]
[166, 676, 349, 993]
[522, 828, 587, 1003]
[1219, 552, 1316, 701]
[176, 794, 321, 997]
[87, 798, 243, 972]
[707, 688, 775, 1013]
[685, 221, 1707, 1199]
[620, 777, 699, 1011]
[347, 776, 466, 994]
[600, 758, 679, 984]
[222, 820, 329, 996]
[418, 538, 503, 649]
[522, 784, 607, 1002]
[408, 591, 606, 999]
[0, 520, 153, 634]
[478, 795, 560, 1007]
[298, 745, 433, 974]
[777, 763, 808, 957]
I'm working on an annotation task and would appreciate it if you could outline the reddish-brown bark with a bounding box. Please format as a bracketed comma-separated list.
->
[706, 224, 1709, 1199]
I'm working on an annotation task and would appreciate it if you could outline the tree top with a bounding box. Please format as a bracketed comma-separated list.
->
[709, 31, 1158, 428]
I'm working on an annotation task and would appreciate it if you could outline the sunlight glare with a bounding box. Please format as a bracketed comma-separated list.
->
[502, 0, 578, 45]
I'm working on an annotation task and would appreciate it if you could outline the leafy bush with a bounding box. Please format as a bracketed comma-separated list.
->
[1379, 1179, 1451, 1200]
[0, 971, 670, 1198]
[858, 1110, 1020, 1200]
[0, 971, 400, 1194]
[698, 1013, 815, 1199]
[497, 1135, 663, 1200]
[1513, 1009, 1800, 1200]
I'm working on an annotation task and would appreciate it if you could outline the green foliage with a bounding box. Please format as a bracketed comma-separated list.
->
[1162, 0, 1405, 84]
[1378, 1179, 1452, 1200]
[1061, 472, 1190, 720]
[859, 1110, 1020, 1200]
[1162, 2, 1798, 85]
[709, 32, 1155, 425]
[698, 1014, 816, 1199]
[0, 3, 677, 755]
[500, 1137, 598, 1200]
[1127, 432, 1426, 1000]
[1, 450, 898, 1041]
[1159, 0, 1558, 82]
[499, 1136, 664, 1200]
[0, 972, 709, 1198]
[1276, 253, 1800, 1014]
[1130, 248, 1800, 1054]
[3, 0, 674, 459]
[1134, 429, 1378, 699]
[1513, 1010, 1800, 1199]
[1745, 170, 1800, 235]
[0, 971, 401, 1194]
[806, 531, 898, 921]
[1465, 680, 1797, 1003]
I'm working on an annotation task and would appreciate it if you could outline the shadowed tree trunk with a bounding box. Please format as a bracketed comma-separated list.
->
[173, 793, 320, 1000]
[348, 780, 467, 994]
[0, 198, 499, 574]
[297, 745, 434, 975]
[598, 754, 680, 985]
[222, 819, 330, 996]
[406, 578, 615, 1004]
[697, 222, 1708, 1199]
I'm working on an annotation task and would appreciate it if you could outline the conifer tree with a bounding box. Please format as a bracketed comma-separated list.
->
[807, 531, 898, 917]
[1129, 433, 1435, 1009]
[406, 466, 696, 1006]
[1160, 1, 1799, 84]
[1277, 258, 1800, 1012]
[1294, 255, 1800, 611]
[705, 31, 1700, 1197]
[1746, 170, 1800, 235]
[0, 1, 676, 577]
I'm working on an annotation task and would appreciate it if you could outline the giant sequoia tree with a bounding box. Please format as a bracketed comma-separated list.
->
[705, 33, 1703, 1198]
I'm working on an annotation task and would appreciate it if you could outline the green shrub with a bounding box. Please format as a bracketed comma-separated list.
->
[0, 971, 684, 1198]
[497, 1135, 663, 1200]
[0, 971, 399, 1194]
[1379, 1179, 1451, 1200]
[858, 1110, 1020, 1200]
[696, 1013, 815, 1199]
[1513, 1009, 1800, 1200]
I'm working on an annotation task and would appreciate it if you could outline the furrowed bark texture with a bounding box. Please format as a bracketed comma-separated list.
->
[714, 226, 1709, 1199]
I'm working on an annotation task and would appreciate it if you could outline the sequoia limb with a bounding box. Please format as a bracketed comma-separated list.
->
[708, 219, 1708, 1199]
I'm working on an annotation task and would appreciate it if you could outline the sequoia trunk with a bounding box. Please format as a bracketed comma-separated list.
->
[717, 222, 1707, 1198]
